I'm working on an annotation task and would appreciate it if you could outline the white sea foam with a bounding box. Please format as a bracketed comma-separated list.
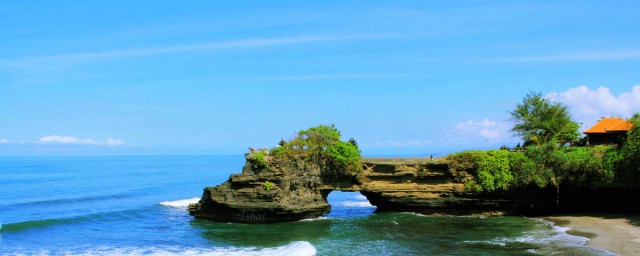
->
[462, 223, 588, 248]
[60, 241, 316, 256]
[399, 212, 430, 217]
[461, 218, 616, 255]
[159, 197, 200, 208]
[300, 216, 330, 222]
[341, 201, 375, 207]
[354, 194, 368, 200]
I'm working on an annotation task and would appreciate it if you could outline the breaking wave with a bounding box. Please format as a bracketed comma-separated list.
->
[461, 219, 616, 255]
[13, 241, 317, 256]
[341, 201, 375, 207]
[160, 197, 200, 208]
[300, 216, 330, 222]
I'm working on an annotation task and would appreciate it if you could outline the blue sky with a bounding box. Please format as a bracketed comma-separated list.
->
[1, 1, 639, 156]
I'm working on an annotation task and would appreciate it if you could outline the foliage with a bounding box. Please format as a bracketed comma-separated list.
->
[447, 151, 479, 173]
[550, 146, 603, 185]
[602, 149, 621, 183]
[448, 92, 636, 193]
[297, 124, 342, 150]
[449, 150, 513, 192]
[477, 151, 512, 192]
[510, 92, 581, 146]
[520, 143, 616, 188]
[263, 181, 274, 191]
[521, 143, 558, 187]
[508, 151, 549, 188]
[326, 141, 361, 174]
[269, 145, 287, 158]
[451, 143, 621, 193]
[617, 113, 640, 187]
[250, 150, 270, 171]
[267, 124, 364, 184]
[554, 121, 581, 146]
[348, 138, 358, 147]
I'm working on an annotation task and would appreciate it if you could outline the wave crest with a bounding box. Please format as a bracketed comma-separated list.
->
[160, 197, 200, 208]
[52, 241, 317, 256]
[342, 201, 374, 208]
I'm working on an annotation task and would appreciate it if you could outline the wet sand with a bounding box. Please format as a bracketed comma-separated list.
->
[544, 214, 640, 256]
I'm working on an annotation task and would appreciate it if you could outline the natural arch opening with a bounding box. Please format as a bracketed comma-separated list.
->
[325, 191, 376, 218]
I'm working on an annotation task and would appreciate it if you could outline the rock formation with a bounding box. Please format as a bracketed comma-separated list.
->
[188, 149, 333, 223]
[358, 159, 556, 215]
[188, 150, 557, 223]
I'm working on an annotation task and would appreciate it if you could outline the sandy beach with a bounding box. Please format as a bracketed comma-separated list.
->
[544, 214, 640, 256]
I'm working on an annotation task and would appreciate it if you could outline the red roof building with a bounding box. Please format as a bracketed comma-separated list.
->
[583, 117, 633, 145]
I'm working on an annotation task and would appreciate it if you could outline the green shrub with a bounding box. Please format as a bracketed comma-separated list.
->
[508, 152, 541, 187]
[447, 150, 480, 174]
[267, 124, 364, 184]
[251, 150, 270, 171]
[550, 147, 601, 185]
[449, 144, 620, 192]
[325, 140, 363, 181]
[448, 150, 512, 192]
[602, 149, 621, 183]
[263, 181, 274, 191]
[298, 124, 341, 150]
[518, 142, 619, 188]
[269, 146, 287, 158]
[474, 150, 513, 192]
[326, 141, 360, 168]
[616, 113, 640, 187]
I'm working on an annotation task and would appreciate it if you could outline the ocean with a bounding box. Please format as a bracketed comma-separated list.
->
[0, 156, 615, 255]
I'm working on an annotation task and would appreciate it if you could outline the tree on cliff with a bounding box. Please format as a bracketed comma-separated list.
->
[617, 113, 640, 188]
[269, 124, 364, 184]
[510, 92, 580, 146]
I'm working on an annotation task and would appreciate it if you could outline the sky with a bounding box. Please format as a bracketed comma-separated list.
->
[1, 1, 639, 156]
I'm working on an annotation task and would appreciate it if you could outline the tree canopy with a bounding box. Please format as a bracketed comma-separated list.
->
[510, 92, 580, 146]
[617, 113, 640, 187]
[268, 124, 364, 184]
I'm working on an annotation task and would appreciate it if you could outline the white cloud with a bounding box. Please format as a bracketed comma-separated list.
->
[447, 118, 519, 148]
[454, 118, 508, 140]
[549, 85, 640, 127]
[0, 138, 9, 144]
[38, 135, 125, 146]
[104, 138, 125, 146]
[0, 33, 392, 69]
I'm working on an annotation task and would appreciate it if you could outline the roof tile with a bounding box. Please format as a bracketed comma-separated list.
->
[584, 118, 633, 134]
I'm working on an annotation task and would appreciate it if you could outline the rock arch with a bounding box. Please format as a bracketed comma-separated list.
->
[188, 152, 555, 223]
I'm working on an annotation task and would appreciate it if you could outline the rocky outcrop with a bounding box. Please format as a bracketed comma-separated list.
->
[358, 160, 556, 216]
[188, 151, 556, 223]
[188, 149, 333, 223]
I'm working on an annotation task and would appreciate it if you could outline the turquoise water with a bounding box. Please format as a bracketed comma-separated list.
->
[0, 156, 614, 255]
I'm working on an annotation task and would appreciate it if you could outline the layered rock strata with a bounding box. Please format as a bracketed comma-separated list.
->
[358, 160, 555, 215]
[188, 152, 555, 223]
[188, 149, 333, 223]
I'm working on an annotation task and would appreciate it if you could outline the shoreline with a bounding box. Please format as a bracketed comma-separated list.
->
[543, 214, 640, 256]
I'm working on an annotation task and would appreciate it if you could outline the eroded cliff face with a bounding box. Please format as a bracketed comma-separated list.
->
[188, 152, 556, 223]
[358, 160, 556, 216]
[188, 149, 332, 223]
